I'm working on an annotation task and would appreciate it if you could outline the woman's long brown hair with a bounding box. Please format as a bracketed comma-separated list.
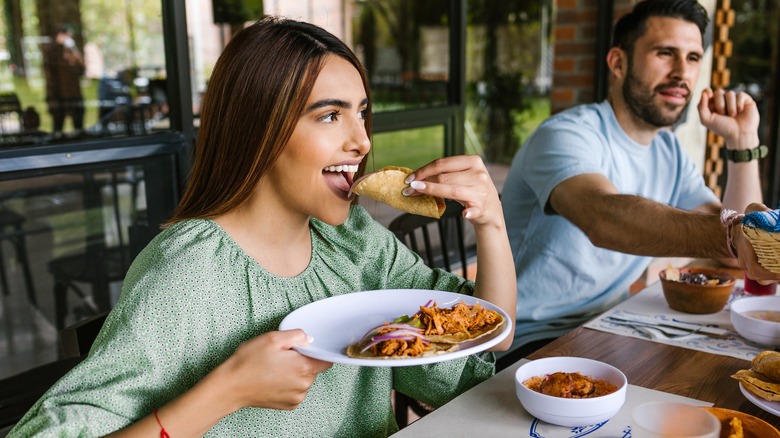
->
[166, 16, 372, 226]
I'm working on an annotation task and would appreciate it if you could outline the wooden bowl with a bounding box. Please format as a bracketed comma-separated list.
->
[659, 267, 735, 314]
[703, 407, 780, 438]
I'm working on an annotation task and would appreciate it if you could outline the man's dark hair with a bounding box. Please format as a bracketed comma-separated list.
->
[612, 0, 709, 51]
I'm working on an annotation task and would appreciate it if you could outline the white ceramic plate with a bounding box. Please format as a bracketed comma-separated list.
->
[278, 289, 512, 367]
[740, 382, 780, 417]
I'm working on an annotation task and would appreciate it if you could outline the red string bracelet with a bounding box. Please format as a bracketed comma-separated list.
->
[153, 408, 170, 438]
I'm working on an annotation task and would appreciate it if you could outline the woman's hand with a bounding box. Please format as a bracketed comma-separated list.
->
[219, 330, 332, 411]
[108, 330, 332, 437]
[402, 155, 502, 229]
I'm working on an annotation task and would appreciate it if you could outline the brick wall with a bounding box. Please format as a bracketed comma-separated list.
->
[551, 0, 640, 114]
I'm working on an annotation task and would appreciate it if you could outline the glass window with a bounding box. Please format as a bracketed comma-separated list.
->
[351, 0, 451, 111]
[0, 0, 168, 147]
[187, 0, 452, 116]
[728, 0, 778, 201]
[0, 147, 180, 379]
[465, 0, 552, 170]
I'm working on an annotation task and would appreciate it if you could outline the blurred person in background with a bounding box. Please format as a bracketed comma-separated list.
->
[43, 25, 86, 136]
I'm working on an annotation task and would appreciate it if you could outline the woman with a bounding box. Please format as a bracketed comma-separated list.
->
[11, 16, 516, 437]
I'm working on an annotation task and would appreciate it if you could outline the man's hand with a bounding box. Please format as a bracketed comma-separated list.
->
[698, 88, 760, 150]
[733, 203, 780, 283]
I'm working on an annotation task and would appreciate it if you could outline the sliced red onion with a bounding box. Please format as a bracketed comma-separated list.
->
[358, 323, 423, 345]
[372, 330, 428, 341]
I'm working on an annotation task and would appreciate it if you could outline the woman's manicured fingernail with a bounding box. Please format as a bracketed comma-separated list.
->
[307, 334, 315, 344]
[410, 181, 425, 190]
[464, 210, 472, 219]
[405, 174, 416, 184]
[402, 187, 414, 196]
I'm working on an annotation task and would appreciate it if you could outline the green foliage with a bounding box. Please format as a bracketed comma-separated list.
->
[371, 126, 443, 171]
[730, 0, 777, 86]
[212, 0, 264, 25]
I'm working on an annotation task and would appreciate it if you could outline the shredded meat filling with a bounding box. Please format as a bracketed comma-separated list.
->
[523, 372, 618, 399]
[415, 302, 499, 337]
[370, 326, 429, 357]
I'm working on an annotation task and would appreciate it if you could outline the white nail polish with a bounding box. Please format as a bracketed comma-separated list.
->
[402, 187, 413, 196]
[405, 174, 416, 184]
[464, 210, 472, 219]
[410, 181, 425, 190]
[307, 334, 315, 344]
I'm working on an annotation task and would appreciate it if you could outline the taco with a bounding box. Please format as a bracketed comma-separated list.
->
[345, 323, 458, 359]
[345, 300, 504, 359]
[348, 166, 446, 218]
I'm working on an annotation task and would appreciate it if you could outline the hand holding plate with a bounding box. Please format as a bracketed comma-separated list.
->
[218, 330, 332, 410]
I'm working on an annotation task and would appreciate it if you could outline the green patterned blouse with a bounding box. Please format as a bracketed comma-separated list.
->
[11, 206, 494, 437]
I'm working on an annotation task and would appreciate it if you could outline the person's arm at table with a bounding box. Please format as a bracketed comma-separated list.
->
[107, 330, 331, 437]
[549, 175, 779, 282]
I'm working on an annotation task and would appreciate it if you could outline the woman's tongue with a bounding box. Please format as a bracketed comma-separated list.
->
[323, 171, 350, 193]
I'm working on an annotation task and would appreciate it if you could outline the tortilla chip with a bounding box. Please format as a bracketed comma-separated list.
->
[345, 342, 458, 359]
[752, 351, 780, 382]
[350, 166, 446, 218]
[741, 380, 780, 402]
[731, 369, 780, 401]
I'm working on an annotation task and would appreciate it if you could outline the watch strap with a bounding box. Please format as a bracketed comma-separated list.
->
[726, 144, 768, 162]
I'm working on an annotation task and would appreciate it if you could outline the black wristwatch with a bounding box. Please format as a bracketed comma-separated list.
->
[725, 145, 769, 162]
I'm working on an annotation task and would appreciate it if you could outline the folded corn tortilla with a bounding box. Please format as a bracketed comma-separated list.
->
[345, 342, 457, 359]
[731, 369, 780, 401]
[349, 166, 446, 218]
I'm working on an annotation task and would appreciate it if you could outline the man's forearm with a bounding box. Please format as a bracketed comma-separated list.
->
[580, 194, 730, 259]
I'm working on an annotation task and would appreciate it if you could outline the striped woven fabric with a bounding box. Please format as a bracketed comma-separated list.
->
[743, 208, 780, 232]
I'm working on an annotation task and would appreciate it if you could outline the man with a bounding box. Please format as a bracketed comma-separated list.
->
[500, 0, 779, 361]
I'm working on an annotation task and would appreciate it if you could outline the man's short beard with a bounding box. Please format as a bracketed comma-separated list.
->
[622, 57, 689, 128]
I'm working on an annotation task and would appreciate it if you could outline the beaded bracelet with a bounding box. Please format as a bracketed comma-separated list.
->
[153, 408, 170, 438]
[720, 209, 744, 259]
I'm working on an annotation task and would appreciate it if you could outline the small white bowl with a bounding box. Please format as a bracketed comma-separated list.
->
[632, 402, 720, 438]
[731, 296, 780, 346]
[514, 356, 627, 427]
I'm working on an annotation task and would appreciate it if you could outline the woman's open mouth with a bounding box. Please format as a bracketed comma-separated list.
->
[323, 164, 359, 199]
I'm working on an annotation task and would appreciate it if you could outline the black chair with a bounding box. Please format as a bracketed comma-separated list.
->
[387, 200, 475, 427]
[388, 200, 471, 276]
[0, 312, 107, 431]
[47, 170, 141, 330]
[0, 208, 37, 306]
[60, 311, 109, 358]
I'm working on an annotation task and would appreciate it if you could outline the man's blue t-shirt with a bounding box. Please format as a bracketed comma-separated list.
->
[500, 100, 719, 349]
